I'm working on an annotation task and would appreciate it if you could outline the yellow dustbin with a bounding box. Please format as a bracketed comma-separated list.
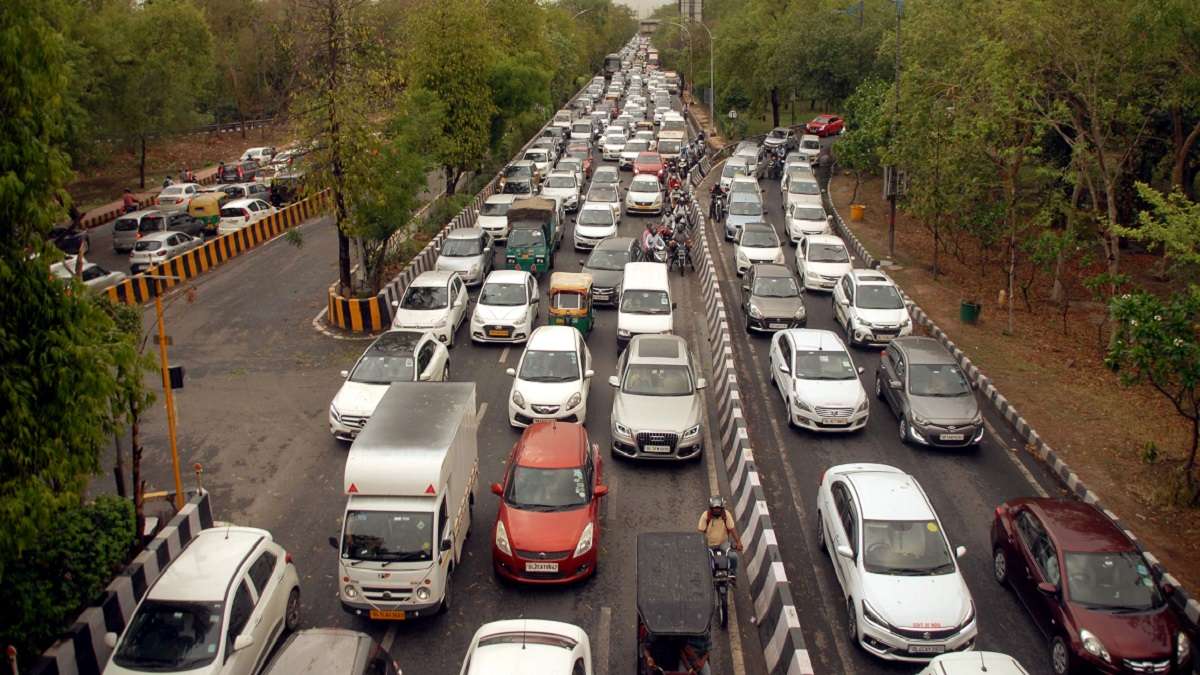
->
[849, 204, 865, 221]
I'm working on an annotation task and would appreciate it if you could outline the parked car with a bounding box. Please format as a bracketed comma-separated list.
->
[103, 526, 301, 675]
[876, 336, 983, 447]
[262, 629, 400, 675]
[435, 228, 494, 286]
[817, 464, 976, 662]
[241, 146, 276, 163]
[156, 183, 200, 213]
[218, 198, 277, 235]
[734, 223, 786, 276]
[506, 325, 594, 427]
[581, 236, 640, 306]
[129, 231, 203, 273]
[459, 620, 592, 675]
[624, 174, 664, 216]
[769, 328, 868, 432]
[832, 269, 913, 346]
[786, 203, 833, 244]
[328, 329, 450, 440]
[49, 257, 126, 291]
[390, 270, 468, 347]
[806, 114, 845, 137]
[796, 234, 852, 292]
[763, 126, 796, 151]
[573, 203, 619, 250]
[111, 209, 159, 253]
[609, 334, 706, 461]
[470, 270, 540, 344]
[479, 194, 518, 242]
[992, 498, 1190, 675]
[138, 210, 207, 238]
[541, 171, 582, 213]
[741, 263, 806, 332]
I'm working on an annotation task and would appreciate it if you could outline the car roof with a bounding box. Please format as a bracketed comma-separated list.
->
[485, 194, 518, 204]
[893, 337, 955, 365]
[526, 325, 578, 351]
[781, 328, 847, 353]
[1021, 498, 1135, 553]
[834, 464, 935, 521]
[580, 202, 613, 213]
[410, 270, 457, 286]
[629, 334, 689, 365]
[850, 269, 894, 285]
[805, 234, 845, 247]
[594, 236, 634, 250]
[515, 422, 588, 469]
[264, 629, 373, 675]
[752, 264, 793, 279]
[225, 198, 264, 207]
[546, 170, 576, 179]
[741, 223, 776, 236]
[369, 329, 424, 354]
[149, 527, 269, 602]
[801, 133, 821, 141]
[630, 174, 660, 186]
[485, 269, 531, 285]
[446, 227, 485, 240]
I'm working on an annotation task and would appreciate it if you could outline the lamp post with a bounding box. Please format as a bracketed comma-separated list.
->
[142, 274, 186, 509]
[666, 19, 714, 123]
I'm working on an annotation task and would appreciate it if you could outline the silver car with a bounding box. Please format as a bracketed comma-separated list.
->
[876, 336, 984, 448]
[434, 228, 494, 286]
[111, 209, 159, 253]
[609, 334, 707, 461]
[129, 231, 203, 273]
[724, 191, 765, 240]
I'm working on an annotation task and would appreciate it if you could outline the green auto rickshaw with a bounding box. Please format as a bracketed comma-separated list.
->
[188, 191, 229, 236]
[548, 272, 594, 335]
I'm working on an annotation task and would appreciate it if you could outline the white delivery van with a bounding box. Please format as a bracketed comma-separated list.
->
[617, 262, 674, 351]
[334, 382, 478, 621]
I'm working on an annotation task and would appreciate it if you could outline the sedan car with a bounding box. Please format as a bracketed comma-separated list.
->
[156, 182, 200, 212]
[619, 139, 652, 170]
[591, 164, 620, 188]
[763, 126, 796, 151]
[435, 228, 494, 286]
[582, 236, 640, 306]
[876, 337, 983, 447]
[479, 194, 518, 242]
[218, 198, 276, 235]
[459, 620, 593, 675]
[633, 152, 665, 181]
[807, 114, 845, 137]
[787, 203, 833, 243]
[741, 264, 806, 333]
[328, 329, 449, 440]
[769, 328, 868, 432]
[601, 133, 627, 161]
[783, 175, 822, 211]
[471, 270, 539, 343]
[735, 223, 786, 276]
[390, 270, 469, 347]
[916, 652, 1029, 675]
[50, 258, 126, 291]
[624, 174, 664, 216]
[797, 234, 852, 292]
[724, 190, 765, 241]
[262, 629, 400, 675]
[507, 325, 594, 427]
[585, 184, 622, 220]
[609, 334, 706, 461]
[833, 269, 913, 346]
[491, 422, 608, 584]
[991, 498, 1189, 675]
[138, 210, 207, 238]
[129, 231, 203, 273]
[817, 464, 976, 662]
[573, 203, 618, 250]
[541, 171, 582, 213]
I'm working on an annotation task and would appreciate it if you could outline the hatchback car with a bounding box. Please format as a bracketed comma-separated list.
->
[556, 157, 586, 187]
[103, 526, 301, 675]
[328, 329, 449, 440]
[724, 190, 766, 241]
[563, 143, 594, 178]
[625, 174, 664, 216]
[787, 202, 832, 243]
[459, 620, 593, 675]
[241, 146, 276, 163]
[609, 334, 706, 461]
[156, 182, 200, 212]
[491, 422, 608, 583]
[582, 237, 640, 306]
[741, 264, 806, 333]
[807, 114, 845, 137]
[833, 269, 913, 346]
[435, 228, 494, 286]
[876, 337, 982, 447]
[817, 464, 976, 662]
[262, 629, 400, 675]
[218, 198, 276, 235]
[111, 209, 159, 253]
[574, 203, 618, 250]
[129, 231, 203, 273]
[798, 134, 823, 165]
[500, 160, 541, 193]
[471, 270, 539, 344]
[602, 133, 627, 161]
[390, 270, 469, 347]
[506, 325, 594, 427]
[523, 147, 553, 176]
[993, 499, 1190, 674]
[769, 328, 868, 432]
[735, 223, 786, 276]
[797, 234, 853, 292]
[719, 158, 754, 191]
[479, 194, 518, 242]
[619, 139, 652, 170]
[591, 164, 620, 189]
[540, 171, 582, 213]
[633, 152, 666, 181]
[783, 175, 822, 211]
[50, 258, 127, 291]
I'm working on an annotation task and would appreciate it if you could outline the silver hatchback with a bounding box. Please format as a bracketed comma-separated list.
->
[129, 231, 203, 273]
[434, 228, 494, 286]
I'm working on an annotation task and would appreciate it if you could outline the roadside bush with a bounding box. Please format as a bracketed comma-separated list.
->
[0, 496, 135, 667]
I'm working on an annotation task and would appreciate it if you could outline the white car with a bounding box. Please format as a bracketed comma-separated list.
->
[50, 258, 126, 290]
[506, 325, 593, 428]
[103, 526, 301, 675]
[624, 174, 664, 216]
[390, 270, 469, 347]
[541, 171, 582, 213]
[523, 147, 552, 176]
[719, 158, 753, 191]
[786, 203, 832, 244]
[585, 184, 622, 220]
[574, 203, 619, 250]
[218, 198, 276, 235]
[619, 139, 652, 169]
[798, 133, 822, 165]
[479, 194, 518, 242]
[816, 464, 976, 662]
[591, 164, 620, 188]
[459, 620, 592, 675]
[734, 223, 785, 276]
[471, 270, 539, 344]
[435, 228, 494, 286]
[156, 182, 200, 213]
[240, 146, 275, 163]
[916, 652, 1029, 675]
[602, 133, 626, 161]
[782, 158, 815, 187]
[769, 328, 869, 432]
[783, 175, 822, 211]
[328, 330, 450, 440]
[833, 269, 914, 346]
[797, 234, 853, 292]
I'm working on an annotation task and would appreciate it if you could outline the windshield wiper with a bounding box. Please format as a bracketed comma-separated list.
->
[884, 566, 936, 576]
[1102, 604, 1151, 614]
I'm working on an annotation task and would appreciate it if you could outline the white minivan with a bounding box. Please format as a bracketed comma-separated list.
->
[616, 262, 673, 350]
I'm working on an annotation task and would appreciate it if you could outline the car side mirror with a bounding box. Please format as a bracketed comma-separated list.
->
[506, 367, 516, 377]
[956, 545, 967, 559]
[595, 484, 609, 498]
[1037, 581, 1059, 597]
[696, 378, 707, 389]
[233, 634, 255, 652]
[584, 369, 595, 378]
[779, 363, 790, 374]
[857, 366, 865, 375]
[835, 544, 854, 560]
[329, 536, 340, 550]
[827, 215, 834, 223]
[104, 632, 118, 649]
[391, 300, 399, 308]
[340, 370, 349, 378]
[889, 379, 902, 389]
[608, 375, 620, 387]
[490, 482, 503, 496]
[671, 302, 677, 309]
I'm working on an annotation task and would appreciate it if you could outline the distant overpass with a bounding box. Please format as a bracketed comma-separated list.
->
[638, 19, 660, 34]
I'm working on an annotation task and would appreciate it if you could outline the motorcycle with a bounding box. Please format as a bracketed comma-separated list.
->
[669, 240, 690, 276]
[710, 546, 734, 629]
[710, 191, 726, 222]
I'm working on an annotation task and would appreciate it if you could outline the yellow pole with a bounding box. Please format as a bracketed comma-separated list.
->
[155, 287, 185, 509]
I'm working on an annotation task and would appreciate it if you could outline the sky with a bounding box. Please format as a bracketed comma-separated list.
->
[616, 0, 674, 19]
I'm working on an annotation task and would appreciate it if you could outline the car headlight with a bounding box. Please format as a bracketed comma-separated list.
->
[618, 328, 631, 338]
[857, 318, 874, 328]
[573, 522, 594, 557]
[469, 263, 480, 276]
[415, 586, 431, 601]
[614, 422, 632, 437]
[1178, 631, 1191, 665]
[495, 520, 512, 555]
[792, 396, 813, 412]
[512, 390, 526, 408]
[736, 250, 748, 264]
[861, 601, 893, 631]
[432, 319, 448, 328]
[682, 424, 701, 440]
[911, 414, 928, 425]
[970, 412, 983, 425]
[1080, 629, 1111, 663]
[343, 584, 358, 598]
[748, 304, 763, 319]
[806, 271, 818, 279]
[856, 400, 869, 413]
[329, 404, 341, 422]
[566, 392, 582, 408]
[794, 307, 806, 319]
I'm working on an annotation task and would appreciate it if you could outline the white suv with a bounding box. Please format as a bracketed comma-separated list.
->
[104, 527, 301, 675]
[833, 269, 913, 346]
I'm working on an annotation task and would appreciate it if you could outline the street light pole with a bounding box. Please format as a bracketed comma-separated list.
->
[144, 274, 185, 510]
[667, 20, 715, 124]
[888, 0, 902, 259]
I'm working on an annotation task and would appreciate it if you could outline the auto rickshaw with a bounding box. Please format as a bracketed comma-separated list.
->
[188, 191, 229, 236]
[548, 272, 594, 335]
[637, 532, 714, 675]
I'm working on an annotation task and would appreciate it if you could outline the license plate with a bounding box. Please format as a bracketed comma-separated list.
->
[644, 444, 671, 454]
[369, 609, 407, 621]
[526, 562, 559, 572]
[908, 644, 945, 654]
[488, 329, 510, 337]
[768, 322, 787, 329]
[940, 433, 965, 441]
[821, 417, 849, 426]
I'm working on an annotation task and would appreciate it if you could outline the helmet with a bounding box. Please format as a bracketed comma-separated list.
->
[708, 496, 725, 510]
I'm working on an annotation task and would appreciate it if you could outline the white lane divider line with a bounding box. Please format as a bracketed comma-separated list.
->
[381, 622, 398, 652]
[477, 402, 489, 426]
[985, 418, 1049, 498]
[597, 606, 612, 675]
[499, 346, 510, 364]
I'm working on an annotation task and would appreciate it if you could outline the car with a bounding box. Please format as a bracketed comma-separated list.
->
[581, 236, 639, 307]
[601, 133, 627, 161]
[991, 498, 1190, 675]
[769, 328, 868, 432]
[807, 114, 845, 137]
[217, 160, 259, 184]
[532, 138, 562, 165]
[763, 126, 796, 151]
[111, 209, 160, 253]
[916, 652, 1029, 675]
[619, 139, 652, 170]
[262, 629, 400, 675]
[390, 270, 469, 347]
[500, 160, 541, 193]
[719, 157, 754, 191]
[732, 140, 762, 176]
[609, 334, 706, 461]
[741, 263, 806, 333]
[798, 133, 823, 165]
[49, 257, 126, 290]
[633, 152, 665, 181]
[797, 234, 852, 292]
[833, 269, 913, 347]
[491, 422, 608, 584]
[591, 164, 620, 188]
[241, 146, 276, 163]
[724, 190, 765, 241]
[47, 225, 90, 255]
[786, 203, 833, 243]
[541, 171, 582, 213]
[270, 148, 304, 172]
[328, 329, 449, 440]
[218, 198, 276, 235]
[570, 119, 594, 143]
[782, 156, 816, 186]
[783, 175, 822, 211]
[624, 174, 664, 216]
[479, 194, 518, 242]
[129, 231, 203, 273]
[817, 464, 975, 662]
[213, 181, 270, 203]
[875, 336, 983, 446]
[585, 184, 622, 221]
[735, 223, 786, 276]
[574, 203, 619, 250]
[471, 270, 540, 344]
[156, 183, 200, 213]
[459, 620, 593, 675]
[138, 210, 207, 238]
[556, 157, 586, 187]
[523, 147, 553, 176]
[435, 228, 494, 286]
[563, 143, 594, 178]
[103, 526, 301, 675]
[506, 325, 593, 427]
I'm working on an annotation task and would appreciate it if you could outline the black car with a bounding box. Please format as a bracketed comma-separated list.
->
[582, 236, 641, 306]
[47, 226, 90, 254]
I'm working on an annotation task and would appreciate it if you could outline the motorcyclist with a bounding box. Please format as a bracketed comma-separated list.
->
[708, 183, 725, 219]
[162, 175, 174, 189]
[669, 225, 693, 271]
[698, 496, 742, 577]
[121, 188, 138, 214]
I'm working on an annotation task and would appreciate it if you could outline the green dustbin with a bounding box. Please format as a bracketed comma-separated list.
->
[960, 301, 982, 324]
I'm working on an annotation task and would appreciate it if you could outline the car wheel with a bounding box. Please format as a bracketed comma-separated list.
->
[442, 364, 450, 381]
[992, 547, 1009, 586]
[439, 570, 452, 614]
[845, 321, 855, 348]
[785, 396, 797, 428]
[1050, 636, 1072, 675]
[284, 587, 301, 632]
[899, 418, 910, 445]
[874, 374, 884, 400]
[845, 597, 859, 645]
[816, 511, 827, 552]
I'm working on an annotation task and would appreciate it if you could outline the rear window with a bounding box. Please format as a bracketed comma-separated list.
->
[139, 216, 164, 233]
[114, 218, 138, 232]
[220, 208, 246, 218]
[134, 240, 162, 251]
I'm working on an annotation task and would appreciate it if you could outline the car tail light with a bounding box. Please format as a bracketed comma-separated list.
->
[242, 209, 251, 220]
[286, 552, 294, 564]
[994, 505, 1009, 518]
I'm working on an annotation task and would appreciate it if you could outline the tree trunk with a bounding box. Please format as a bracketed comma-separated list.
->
[113, 433, 127, 498]
[445, 167, 461, 196]
[139, 135, 147, 190]
[850, 173, 860, 205]
[1187, 411, 1199, 504]
[1170, 105, 1200, 200]
[130, 409, 145, 539]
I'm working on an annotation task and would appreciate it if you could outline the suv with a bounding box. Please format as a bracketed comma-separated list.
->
[763, 126, 796, 152]
[609, 334, 706, 461]
[104, 526, 301, 675]
[877, 337, 982, 447]
[832, 269, 913, 346]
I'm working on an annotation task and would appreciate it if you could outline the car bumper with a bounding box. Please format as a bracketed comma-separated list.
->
[907, 422, 985, 448]
[625, 203, 662, 215]
[493, 547, 596, 584]
[329, 412, 368, 441]
[591, 287, 617, 306]
[790, 408, 868, 432]
[747, 315, 805, 332]
[851, 323, 914, 345]
[789, 229, 829, 244]
[858, 619, 977, 663]
[611, 434, 702, 461]
[339, 595, 443, 620]
[471, 324, 530, 343]
[802, 276, 840, 291]
[574, 234, 605, 250]
[602, 149, 622, 160]
[508, 400, 585, 427]
[480, 226, 508, 242]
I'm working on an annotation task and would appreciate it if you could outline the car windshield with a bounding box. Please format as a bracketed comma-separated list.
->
[791, 206, 825, 221]
[508, 228, 544, 248]
[519, 350, 580, 382]
[728, 197, 763, 217]
[578, 209, 614, 226]
[503, 181, 532, 194]
[621, 289, 671, 314]
[546, 176, 576, 189]
[401, 286, 448, 310]
[622, 364, 693, 396]
[573, 123, 592, 134]
[769, 129, 787, 139]
[589, 186, 619, 202]
[341, 510, 433, 562]
[114, 217, 138, 231]
[605, 135, 625, 145]
[525, 150, 547, 162]
[1064, 551, 1164, 611]
[482, 201, 512, 217]
[741, 230, 778, 248]
[505, 165, 532, 179]
[792, 350, 857, 380]
[908, 364, 971, 397]
[594, 170, 618, 185]
[753, 277, 800, 297]
[862, 520, 956, 576]
[658, 140, 681, 153]
[808, 243, 849, 263]
[626, 141, 650, 152]
[855, 285, 905, 309]
[789, 181, 820, 195]
[802, 139, 820, 150]
[140, 216, 165, 232]
[134, 240, 163, 252]
[442, 237, 483, 257]
[559, 160, 581, 173]
[505, 466, 590, 511]
[631, 178, 659, 193]
[585, 248, 628, 271]
[112, 600, 224, 671]
[480, 282, 526, 306]
[723, 162, 750, 178]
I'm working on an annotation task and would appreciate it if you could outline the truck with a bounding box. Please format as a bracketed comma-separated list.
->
[505, 197, 562, 275]
[334, 382, 478, 621]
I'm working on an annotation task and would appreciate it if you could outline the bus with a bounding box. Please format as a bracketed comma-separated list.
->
[604, 53, 621, 79]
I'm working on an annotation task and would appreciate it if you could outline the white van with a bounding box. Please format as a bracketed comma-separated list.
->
[617, 262, 673, 350]
[335, 382, 478, 620]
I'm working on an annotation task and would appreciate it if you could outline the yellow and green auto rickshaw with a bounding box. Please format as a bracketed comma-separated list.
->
[548, 272, 594, 335]
[188, 191, 229, 236]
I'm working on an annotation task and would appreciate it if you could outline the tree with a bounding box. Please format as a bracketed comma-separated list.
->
[1112, 183, 1200, 278]
[834, 77, 888, 204]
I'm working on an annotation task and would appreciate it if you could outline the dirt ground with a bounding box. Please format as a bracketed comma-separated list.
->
[829, 171, 1200, 591]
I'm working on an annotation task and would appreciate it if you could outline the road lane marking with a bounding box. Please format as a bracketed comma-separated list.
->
[499, 346, 510, 364]
[597, 606, 612, 675]
[477, 402, 488, 426]
[985, 418, 1049, 498]
[381, 623, 398, 652]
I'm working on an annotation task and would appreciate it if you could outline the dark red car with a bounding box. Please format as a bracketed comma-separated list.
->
[565, 143, 593, 178]
[806, 114, 844, 137]
[491, 422, 608, 584]
[633, 152, 665, 181]
[991, 498, 1190, 674]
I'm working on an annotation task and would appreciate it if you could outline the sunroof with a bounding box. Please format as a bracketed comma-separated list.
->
[638, 337, 680, 359]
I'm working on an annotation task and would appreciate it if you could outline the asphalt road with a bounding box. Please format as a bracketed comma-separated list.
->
[115, 143, 768, 674]
[693, 138, 1064, 675]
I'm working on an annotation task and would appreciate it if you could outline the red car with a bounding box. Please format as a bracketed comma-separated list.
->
[806, 114, 844, 137]
[491, 421, 608, 584]
[565, 143, 593, 178]
[991, 498, 1189, 674]
[633, 152, 665, 181]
